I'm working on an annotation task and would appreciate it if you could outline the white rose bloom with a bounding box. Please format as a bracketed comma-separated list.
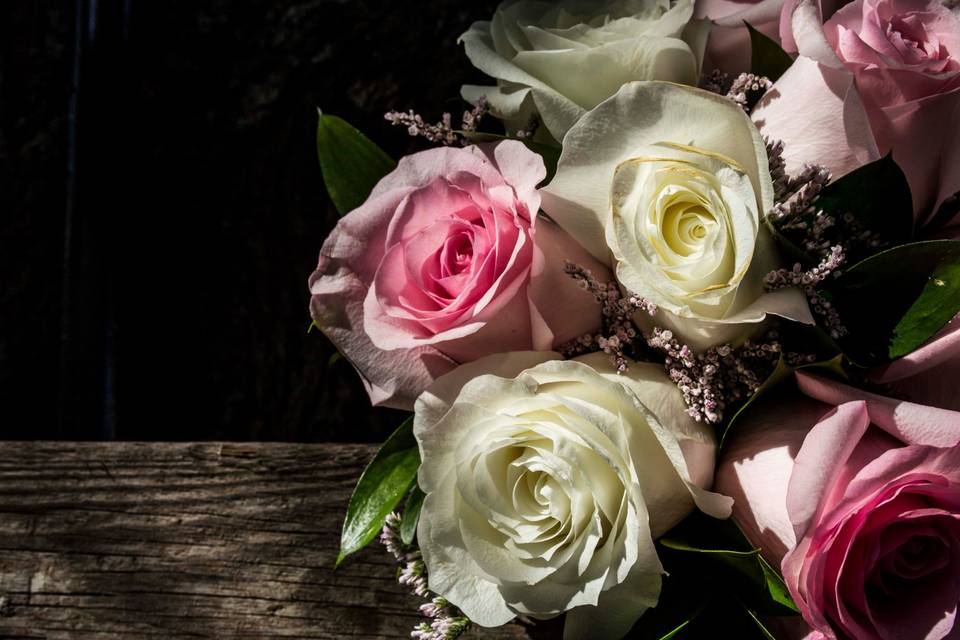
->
[459, 0, 710, 142]
[540, 81, 814, 350]
[414, 351, 732, 639]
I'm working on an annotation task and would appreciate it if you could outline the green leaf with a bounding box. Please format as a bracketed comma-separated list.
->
[659, 514, 800, 614]
[625, 572, 709, 639]
[661, 538, 766, 579]
[337, 417, 420, 567]
[317, 111, 396, 216]
[757, 555, 797, 613]
[826, 240, 960, 364]
[307, 319, 318, 334]
[720, 355, 793, 448]
[816, 153, 914, 260]
[400, 485, 425, 546]
[747, 22, 794, 81]
[327, 351, 343, 367]
[721, 343, 846, 448]
[798, 353, 846, 379]
[657, 620, 693, 640]
[740, 603, 779, 640]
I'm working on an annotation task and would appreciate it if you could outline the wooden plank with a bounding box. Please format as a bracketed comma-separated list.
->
[0, 442, 531, 639]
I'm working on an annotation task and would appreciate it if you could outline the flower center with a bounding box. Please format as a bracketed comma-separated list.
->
[868, 532, 951, 599]
[440, 230, 475, 277]
[885, 13, 948, 66]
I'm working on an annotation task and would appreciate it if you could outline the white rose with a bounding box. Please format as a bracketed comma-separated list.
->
[460, 0, 710, 142]
[540, 81, 813, 350]
[414, 351, 732, 639]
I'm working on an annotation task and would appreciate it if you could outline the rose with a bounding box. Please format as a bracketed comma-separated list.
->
[696, 0, 788, 73]
[540, 81, 812, 350]
[716, 371, 960, 639]
[414, 351, 733, 639]
[459, 0, 711, 142]
[308, 141, 609, 410]
[752, 0, 960, 227]
[694, 0, 847, 73]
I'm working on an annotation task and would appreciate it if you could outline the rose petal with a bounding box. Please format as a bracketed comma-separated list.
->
[752, 55, 880, 180]
[460, 21, 586, 141]
[796, 371, 960, 447]
[785, 400, 872, 540]
[308, 265, 455, 410]
[527, 216, 609, 347]
[716, 395, 830, 564]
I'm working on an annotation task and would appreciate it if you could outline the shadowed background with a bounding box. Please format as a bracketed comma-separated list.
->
[0, 0, 499, 441]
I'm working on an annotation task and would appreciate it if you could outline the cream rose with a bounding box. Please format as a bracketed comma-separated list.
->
[459, 0, 710, 142]
[414, 351, 732, 639]
[540, 81, 813, 349]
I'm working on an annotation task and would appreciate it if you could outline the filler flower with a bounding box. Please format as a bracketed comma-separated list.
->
[541, 81, 812, 349]
[309, 141, 608, 410]
[414, 351, 732, 639]
[459, 0, 710, 142]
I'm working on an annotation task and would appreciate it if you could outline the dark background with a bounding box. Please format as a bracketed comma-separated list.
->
[1, 0, 500, 442]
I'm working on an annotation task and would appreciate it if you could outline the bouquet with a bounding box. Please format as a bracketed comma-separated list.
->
[311, 0, 960, 637]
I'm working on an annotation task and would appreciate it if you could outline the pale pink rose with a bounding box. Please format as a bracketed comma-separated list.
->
[717, 371, 960, 639]
[753, 0, 960, 227]
[309, 141, 608, 410]
[695, 0, 848, 73]
[695, 0, 786, 73]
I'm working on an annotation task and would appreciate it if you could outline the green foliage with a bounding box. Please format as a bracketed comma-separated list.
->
[747, 22, 794, 82]
[720, 355, 793, 448]
[337, 417, 419, 566]
[826, 240, 960, 365]
[659, 514, 798, 615]
[768, 154, 914, 269]
[317, 111, 396, 216]
[626, 512, 801, 639]
[720, 347, 845, 448]
[400, 486, 425, 546]
[816, 154, 914, 262]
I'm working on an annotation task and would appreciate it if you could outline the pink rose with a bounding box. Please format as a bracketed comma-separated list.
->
[309, 141, 608, 410]
[753, 0, 960, 227]
[696, 0, 788, 73]
[695, 0, 848, 73]
[717, 371, 960, 639]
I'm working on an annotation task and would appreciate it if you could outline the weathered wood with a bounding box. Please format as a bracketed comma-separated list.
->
[0, 442, 532, 639]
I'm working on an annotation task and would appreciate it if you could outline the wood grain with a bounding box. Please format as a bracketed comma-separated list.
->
[0, 442, 533, 639]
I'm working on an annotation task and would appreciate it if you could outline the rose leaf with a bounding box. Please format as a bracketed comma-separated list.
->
[317, 111, 396, 216]
[825, 239, 960, 364]
[336, 416, 419, 567]
[719, 355, 793, 448]
[400, 485, 425, 546]
[746, 22, 793, 82]
[659, 513, 800, 615]
[816, 153, 914, 262]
